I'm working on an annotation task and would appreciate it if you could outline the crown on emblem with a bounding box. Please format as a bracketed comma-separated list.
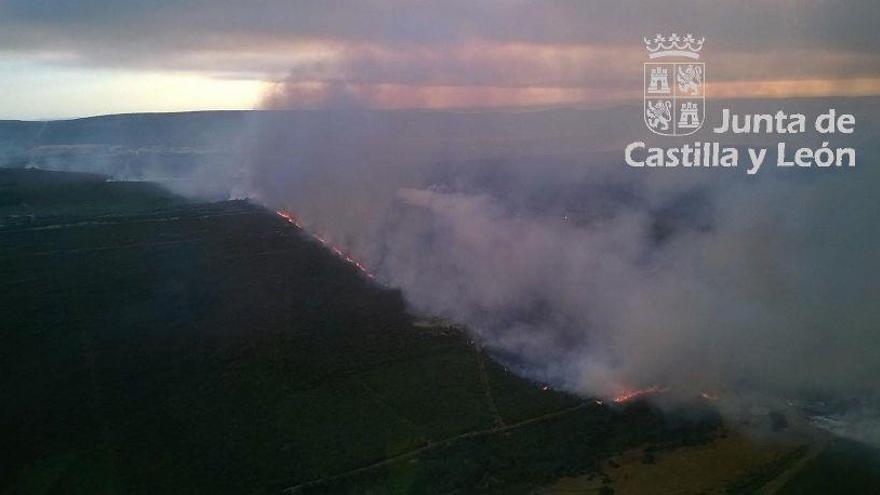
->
[643, 33, 704, 59]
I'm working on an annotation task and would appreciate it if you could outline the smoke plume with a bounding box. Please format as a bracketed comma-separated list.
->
[231, 103, 880, 424]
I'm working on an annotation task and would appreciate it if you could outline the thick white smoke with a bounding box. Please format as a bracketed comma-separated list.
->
[11, 103, 878, 442]
[233, 105, 880, 424]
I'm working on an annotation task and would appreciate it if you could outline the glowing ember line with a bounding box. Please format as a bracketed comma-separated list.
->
[275, 209, 376, 278]
[613, 385, 668, 403]
[275, 209, 303, 228]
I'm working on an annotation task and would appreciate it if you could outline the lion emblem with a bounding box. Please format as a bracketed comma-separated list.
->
[677, 64, 703, 95]
[645, 100, 672, 131]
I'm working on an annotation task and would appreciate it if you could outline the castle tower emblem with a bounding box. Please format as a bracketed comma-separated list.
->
[647, 67, 670, 94]
[643, 33, 706, 136]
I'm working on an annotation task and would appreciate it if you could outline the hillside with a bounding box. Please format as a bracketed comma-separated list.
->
[0, 168, 716, 494]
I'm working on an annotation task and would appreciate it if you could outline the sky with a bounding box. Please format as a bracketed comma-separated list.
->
[1, 0, 879, 119]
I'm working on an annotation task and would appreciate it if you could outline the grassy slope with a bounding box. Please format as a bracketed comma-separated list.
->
[0, 169, 715, 494]
[776, 438, 880, 494]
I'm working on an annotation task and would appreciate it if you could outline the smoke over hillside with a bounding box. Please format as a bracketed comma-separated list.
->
[233, 104, 880, 414]
[3, 102, 879, 443]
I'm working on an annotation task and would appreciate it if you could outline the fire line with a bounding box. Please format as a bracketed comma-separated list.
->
[276, 209, 375, 279]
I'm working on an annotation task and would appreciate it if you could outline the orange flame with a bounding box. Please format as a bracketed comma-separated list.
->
[613, 385, 668, 404]
[275, 209, 303, 228]
[276, 209, 376, 279]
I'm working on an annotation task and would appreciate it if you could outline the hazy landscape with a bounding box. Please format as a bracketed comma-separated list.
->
[2, 104, 880, 493]
[3, 1, 880, 492]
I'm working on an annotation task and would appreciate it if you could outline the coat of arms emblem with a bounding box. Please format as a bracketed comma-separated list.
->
[643, 33, 705, 136]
